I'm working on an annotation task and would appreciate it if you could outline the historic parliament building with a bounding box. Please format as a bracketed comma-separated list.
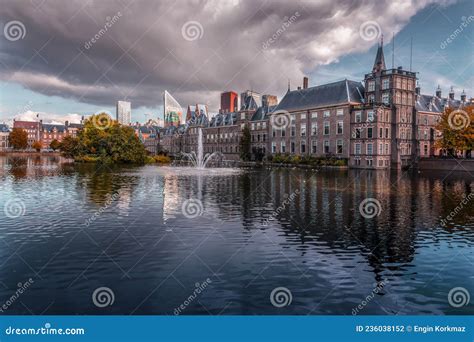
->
[160, 41, 470, 169]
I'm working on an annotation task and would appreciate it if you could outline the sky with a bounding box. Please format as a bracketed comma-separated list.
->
[0, 0, 473, 125]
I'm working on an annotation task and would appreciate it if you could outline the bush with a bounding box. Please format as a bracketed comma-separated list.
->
[153, 154, 171, 164]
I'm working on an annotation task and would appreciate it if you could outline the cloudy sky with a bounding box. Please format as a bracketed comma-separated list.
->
[0, 0, 473, 124]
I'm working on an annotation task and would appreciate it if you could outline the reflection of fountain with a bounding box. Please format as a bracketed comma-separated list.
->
[182, 127, 224, 168]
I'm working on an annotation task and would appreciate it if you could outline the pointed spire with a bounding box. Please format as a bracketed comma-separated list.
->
[287, 79, 291, 92]
[372, 36, 386, 73]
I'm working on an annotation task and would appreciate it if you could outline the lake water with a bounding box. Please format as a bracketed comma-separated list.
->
[0, 155, 473, 315]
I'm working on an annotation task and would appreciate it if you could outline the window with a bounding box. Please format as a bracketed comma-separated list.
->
[282, 129, 286, 137]
[323, 110, 330, 117]
[367, 159, 373, 166]
[301, 141, 306, 153]
[355, 143, 361, 155]
[291, 126, 296, 137]
[367, 111, 374, 122]
[281, 141, 286, 153]
[336, 140, 343, 154]
[382, 78, 389, 89]
[337, 109, 344, 116]
[382, 93, 390, 105]
[337, 121, 343, 134]
[367, 127, 373, 139]
[367, 143, 373, 155]
[379, 127, 383, 138]
[424, 144, 428, 155]
[355, 111, 362, 123]
[324, 140, 330, 153]
[355, 128, 361, 139]
[272, 129, 276, 137]
[368, 94, 375, 104]
[324, 121, 330, 135]
[311, 140, 317, 153]
[368, 81, 375, 91]
[379, 143, 383, 154]
[311, 123, 317, 136]
[262, 122, 266, 129]
[241, 113, 246, 120]
[272, 142, 276, 153]
[301, 113, 306, 120]
[385, 143, 389, 154]
[301, 124, 306, 136]
[291, 141, 295, 153]
[311, 112, 317, 119]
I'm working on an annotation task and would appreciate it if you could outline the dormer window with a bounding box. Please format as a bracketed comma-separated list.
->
[368, 81, 375, 92]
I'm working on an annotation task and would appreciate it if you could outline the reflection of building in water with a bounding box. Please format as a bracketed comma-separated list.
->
[163, 175, 181, 221]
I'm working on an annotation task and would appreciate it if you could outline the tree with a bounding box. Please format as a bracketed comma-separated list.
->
[32, 141, 42, 152]
[239, 125, 251, 161]
[61, 113, 147, 164]
[50, 139, 61, 151]
[8, 128, 28, 150]
[435, 105, 473, 156]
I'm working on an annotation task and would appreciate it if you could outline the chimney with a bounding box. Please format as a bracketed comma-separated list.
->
[436, 85, 441, 98]
[461, 89, 466, 102]
[449, 86, 454, 100]
[303, 77, 308, 89]
[415, 86, 420, 95]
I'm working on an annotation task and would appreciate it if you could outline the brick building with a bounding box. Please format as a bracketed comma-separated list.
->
[0, 124, 10, 151]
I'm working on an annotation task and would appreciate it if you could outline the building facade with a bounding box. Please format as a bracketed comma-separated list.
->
[0, 124, 10, 151]
[116, 100, 132, 125]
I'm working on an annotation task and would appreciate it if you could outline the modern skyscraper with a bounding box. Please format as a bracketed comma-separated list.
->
[116, 101, 131, 125]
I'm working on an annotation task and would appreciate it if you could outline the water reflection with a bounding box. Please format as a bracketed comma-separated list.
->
[0, 156, 472, 315]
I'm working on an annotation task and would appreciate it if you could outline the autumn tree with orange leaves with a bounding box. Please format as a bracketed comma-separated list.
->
[435, 105, 473, 157]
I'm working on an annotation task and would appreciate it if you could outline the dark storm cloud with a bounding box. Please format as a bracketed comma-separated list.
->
[0, 0, 454, 111]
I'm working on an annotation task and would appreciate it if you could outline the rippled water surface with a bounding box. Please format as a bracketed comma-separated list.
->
[0, 155, 473, 315]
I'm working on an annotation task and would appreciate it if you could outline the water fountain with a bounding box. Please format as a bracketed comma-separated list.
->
[181, 128, 224, 169]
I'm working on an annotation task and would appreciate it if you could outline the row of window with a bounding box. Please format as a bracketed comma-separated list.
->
[367, 77, 414, 91]
[271, 140, 344, 154]
[273, 121, 344, 137]
[354, 143, 390, 155]
[353, 127, 390, 139]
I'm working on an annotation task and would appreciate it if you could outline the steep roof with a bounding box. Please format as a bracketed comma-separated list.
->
[0, 124, 10, 133]
[416, 94, 463, 113]
[13, 121, 39, 129]
[251, 105, 277, 121]
[209, 112, 237, 127]
[372, 43, 386, 72]
[273, 79, 364, 112]
[42, 124, 66, 133]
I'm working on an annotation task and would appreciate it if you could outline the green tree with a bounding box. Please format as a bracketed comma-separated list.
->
[62, 114, 147, 164]
[239, 125, 251, 161]
[50, 139, 61, 151]
[8, 128, 28, 150]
